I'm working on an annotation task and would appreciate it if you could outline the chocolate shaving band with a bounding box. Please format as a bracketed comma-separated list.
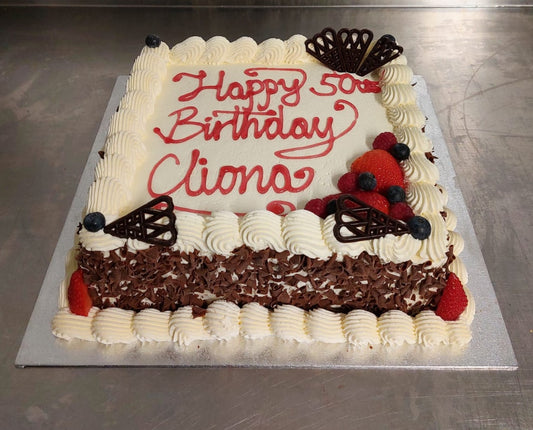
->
[103, 196, 178, 246]
[333, 194, 410, 243]
[80, 245, 454, 316]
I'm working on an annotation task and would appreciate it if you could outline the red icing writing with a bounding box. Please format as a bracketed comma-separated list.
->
[148, 67, 381, 210]
[148, 149, 315, 200]
[310, 73, 381, 97]
[266, 201, 296, 216]
[153, 103, 355, 159]
[173, 67, 306, 111]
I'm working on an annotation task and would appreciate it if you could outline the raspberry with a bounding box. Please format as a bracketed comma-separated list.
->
[67, 268, 93, 316]
[372, 132, 397, 151]
[350, 149, 405, 193]
[436, 273, 468, 321]
[352, 191, 390, 214]
[389, 202, 415, 222]
[304, 198, 327, 218]
[337, 172, 358, 193]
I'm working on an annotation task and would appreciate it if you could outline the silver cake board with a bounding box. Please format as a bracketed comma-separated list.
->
[16, 76, 517, 369]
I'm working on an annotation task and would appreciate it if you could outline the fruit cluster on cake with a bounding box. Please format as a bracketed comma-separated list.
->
[52, 28, 474, 347]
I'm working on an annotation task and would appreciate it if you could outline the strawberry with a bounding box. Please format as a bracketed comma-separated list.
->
[323, 193, 342, 203]
[67, 268, 93, 316]
[352, 191, 390, 214]
[389, 202, 415, 222]
[372, 132, 397, 151]
[304, 198, 327, 218]
[337, 172, 358, 193]
[350, 149, 406, 193]
[436, 273, 468, 321]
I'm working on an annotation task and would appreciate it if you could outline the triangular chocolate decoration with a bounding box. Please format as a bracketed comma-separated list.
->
[333, 194, 410, 243]
[306, 27, 347, 72]
[337, 28, 374, 73]
[103, 196, 177, 246]
[356, 34, 403, 76]
[306, 28, 402, 77]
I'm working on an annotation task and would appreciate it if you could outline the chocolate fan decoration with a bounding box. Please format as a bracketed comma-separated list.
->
[305, 28, 403, 76]
[103, 196, 177, 246]
[333, 194, 410, 243]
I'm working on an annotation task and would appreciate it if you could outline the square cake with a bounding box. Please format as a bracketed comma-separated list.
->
[52, 29, 474, 348]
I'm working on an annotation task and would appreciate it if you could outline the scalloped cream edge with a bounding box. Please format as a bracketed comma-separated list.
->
[52, 296, 473, 347]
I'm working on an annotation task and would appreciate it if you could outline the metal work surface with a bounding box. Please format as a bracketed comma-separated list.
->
[2, 5, 532, 429]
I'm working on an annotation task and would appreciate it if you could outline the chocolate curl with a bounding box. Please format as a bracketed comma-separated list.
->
[103, 196, 177, 246]
[333, 194, 410, 243]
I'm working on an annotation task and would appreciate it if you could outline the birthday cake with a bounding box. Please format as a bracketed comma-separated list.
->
[52, 29, 474, 347]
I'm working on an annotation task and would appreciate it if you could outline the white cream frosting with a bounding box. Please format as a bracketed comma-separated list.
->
[59, 35, 473, 349]
[203, 211, 243, 256]
[371, 233, 421, 265]
[402, 152, 439, 185]
[204, 301, 241, 340]
[133, 309, 172, 342]
[379, 64, 413, 85]
[282, 210, 331, 260]
[172, 212, 209, 254]
[169, 306, 211, 346]
[414, 310, 449, 346]
[92, 308, 137, 344]
[307, 308, 346, 343]
[393, 126, 433, 153]
[380, 83, 417, 107]
[343, 309, 381, 346]
[52, 301, 472, 346]
[240, 302, 273, 339]
[240, 210, 285, 253]
[377, 310, 417, 346]
[270, 305, 311, 343]
[387, 105, 426, 129]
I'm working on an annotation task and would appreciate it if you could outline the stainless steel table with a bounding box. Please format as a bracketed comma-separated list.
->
[2, 5, 532, 429]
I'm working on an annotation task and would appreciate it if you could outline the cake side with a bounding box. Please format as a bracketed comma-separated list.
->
[52, 33, 473, 347]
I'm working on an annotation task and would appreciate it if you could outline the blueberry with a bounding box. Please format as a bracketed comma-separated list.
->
[386, 185, 406, 204]
[145, 34, 161, 48]
[382, 34, 396, 43]
[407, 216, 431, 240]
[326, 199, 338, 216]
[391, 143, 410, 161]
[83, 212, 106, 232]
[357, 172, 377, 191]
